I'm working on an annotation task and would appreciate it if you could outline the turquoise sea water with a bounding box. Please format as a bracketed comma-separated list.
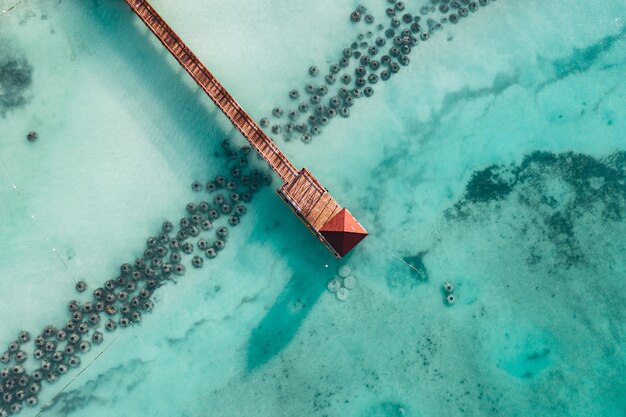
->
[1, 0, 625, 416]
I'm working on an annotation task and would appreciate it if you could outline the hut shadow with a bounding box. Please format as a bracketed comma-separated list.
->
[244, 264, 324, 372]
[244, 194, 347, 372]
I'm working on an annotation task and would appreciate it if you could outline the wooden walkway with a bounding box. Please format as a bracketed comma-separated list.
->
[124, 0, 366, 257]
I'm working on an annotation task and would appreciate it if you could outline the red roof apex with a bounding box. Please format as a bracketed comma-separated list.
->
[320, 208, 367, 257]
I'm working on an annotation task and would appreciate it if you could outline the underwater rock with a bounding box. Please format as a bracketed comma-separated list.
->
[75, 281, 87, 293]
[216, 226, 229, 238]
[446, 293, 456, 305]
[338, 265, 351, 278]
[191, 256, 203, 268]
[191, 181, 203, 192]
[336, 287, 349, 301]
[17, 331, 29, 344]
[327, 277, 341, 292]
[343, 275, 357, 289]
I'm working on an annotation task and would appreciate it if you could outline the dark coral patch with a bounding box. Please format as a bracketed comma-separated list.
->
[0, 55, 33, 116]
[449, 151, 626, 267]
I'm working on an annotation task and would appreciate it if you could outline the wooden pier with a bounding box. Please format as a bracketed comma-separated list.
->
[124, 0, 367, 257]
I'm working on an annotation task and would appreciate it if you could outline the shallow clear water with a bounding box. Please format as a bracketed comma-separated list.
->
[0, 0, 625, 416]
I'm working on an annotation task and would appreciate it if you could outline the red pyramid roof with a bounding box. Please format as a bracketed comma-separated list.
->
[320, 208, 367, 257]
